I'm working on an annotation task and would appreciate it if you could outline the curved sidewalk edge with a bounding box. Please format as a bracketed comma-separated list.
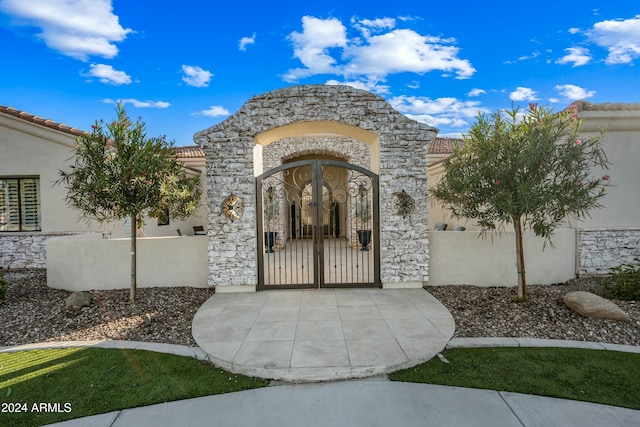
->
[447, 337, 640, 354]
[2, 337, 638, 359]
[0, 340, 210, 361]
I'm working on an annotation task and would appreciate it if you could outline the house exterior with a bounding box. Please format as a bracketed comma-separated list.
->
[3, 93, 638, 289]
[0, 105, 207, 269]
[426, 101, 640, 279]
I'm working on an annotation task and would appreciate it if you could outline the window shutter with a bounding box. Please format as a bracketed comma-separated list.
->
[20, 178, 41, 231]
[0, 179, 20, 231]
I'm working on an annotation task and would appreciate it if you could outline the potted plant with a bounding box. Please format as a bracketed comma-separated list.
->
[355, 193, 372, 251]
[263, 189, 279, 253]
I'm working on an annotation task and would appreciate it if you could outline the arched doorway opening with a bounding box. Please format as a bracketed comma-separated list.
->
[257, 159, 379, 289]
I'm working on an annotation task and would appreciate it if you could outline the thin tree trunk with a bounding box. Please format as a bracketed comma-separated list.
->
[513, 215, 527, 300]
[130, 214, 137, 302]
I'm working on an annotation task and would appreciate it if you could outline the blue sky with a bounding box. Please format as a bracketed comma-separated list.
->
[1, 1, 638, 145]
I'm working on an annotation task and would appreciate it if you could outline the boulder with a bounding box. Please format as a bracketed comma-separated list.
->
[564, 291, 630, 321]
[65, 291, 93, 312]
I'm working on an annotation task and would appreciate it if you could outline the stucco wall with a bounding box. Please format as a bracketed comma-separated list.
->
[0, 112, 208, 242]
[0, 232, 91, 269]
[572, 106, 640, 229]
[427, 228, 577, 286]
[46, 235, 208, 291]
[427, 105, 640, 233]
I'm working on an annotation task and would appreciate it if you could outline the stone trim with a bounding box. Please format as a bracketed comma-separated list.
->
[578, 228, 640, 275]
[195, 84, 437, 289]
[0, 232, 92, 269]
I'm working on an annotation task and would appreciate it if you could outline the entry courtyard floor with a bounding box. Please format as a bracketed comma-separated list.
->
[192, 288, 454, 382]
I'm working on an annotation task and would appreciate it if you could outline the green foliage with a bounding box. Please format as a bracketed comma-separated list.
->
[57, 104, 202, 301]
[430, 104, 609, 239]
[58, 104, 202, 227]
[429, 104, 609, 298]
[601, 260, 640, 301]
[263, 196, 279, 221]
[0, 348, 268, 427]
[355, 195, 371, 223]
[390, 347, 640, 410]
[0, 270, 6, 305]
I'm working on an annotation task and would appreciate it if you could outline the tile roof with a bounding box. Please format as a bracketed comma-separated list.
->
[572, 100, 640, 112]
[1, 104, 203, 158]
[428, 137, 463, 154]
[0, 104, 86, 137]
[175, 145, 205, 158]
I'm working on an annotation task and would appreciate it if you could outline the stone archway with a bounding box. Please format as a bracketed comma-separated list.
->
[194, 84, 437, 292]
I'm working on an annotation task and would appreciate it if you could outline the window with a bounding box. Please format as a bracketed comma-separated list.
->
[157, 207, 170, 226]
[0, 178, 41, 232]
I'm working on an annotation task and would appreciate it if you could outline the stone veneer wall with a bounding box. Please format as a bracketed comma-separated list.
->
[262, 137, 371, 171]
[0, 232, 88, 269]
[578, 228, 640, 275]
[194, 85, 436, 289]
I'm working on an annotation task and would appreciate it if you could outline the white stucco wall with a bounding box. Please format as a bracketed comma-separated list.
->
[1, 112, 209, 268]
[46, 235, 208, 291]
[427, 105, 640, 232]
[427, 228, 576, 286]
[572, 107, 640, 228]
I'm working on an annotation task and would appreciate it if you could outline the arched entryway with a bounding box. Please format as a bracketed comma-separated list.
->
[194, 84, 436, 292]
[257, 159, 379, 289]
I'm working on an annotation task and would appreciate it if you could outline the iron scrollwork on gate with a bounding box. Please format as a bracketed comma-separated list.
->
[256, 160, 379, 290]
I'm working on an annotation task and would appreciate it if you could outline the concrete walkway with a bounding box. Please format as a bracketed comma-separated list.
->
[45, 380, 640, 427]
[191, 288, 455, 382]
[2, 339, 638, 427]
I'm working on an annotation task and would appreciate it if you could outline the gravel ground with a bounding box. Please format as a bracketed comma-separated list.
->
[1, 270, 638, 348]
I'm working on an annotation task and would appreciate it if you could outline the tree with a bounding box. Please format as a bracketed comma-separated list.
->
[429, 104, 609, 300]
[58, 104, 202, 301]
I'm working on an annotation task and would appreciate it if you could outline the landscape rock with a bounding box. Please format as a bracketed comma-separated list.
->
[564, 291, 631, 321]
[65, 291, 94, 312]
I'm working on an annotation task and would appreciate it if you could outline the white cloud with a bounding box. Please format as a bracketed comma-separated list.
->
[556, 47, 592, 67]
[468, 88, 486, 97]
[344, 29, 475, 79]
[587, 14, 640, 64]
[554, 84, 595, 100]
[517, 51, 540, 61]
[181, 65, 213, 87]
[283, 16, 348, 81]
[509, 87, 539, 102]
[198, 106, 230, 117]
[352, 16, 396, 38]
[86, 63, 131, 85]
[103, 98, 170, 108]
[0, 0, 132, 60]
[568, 28, 581, 35]
[388, 95, 486, 129]
[239, 33, 256, 51]
[284, 16, 475, 82]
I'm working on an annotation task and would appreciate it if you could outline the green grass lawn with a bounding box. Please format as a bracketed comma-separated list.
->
[0, 348, 268, 427]
[390, 347, 640, 410]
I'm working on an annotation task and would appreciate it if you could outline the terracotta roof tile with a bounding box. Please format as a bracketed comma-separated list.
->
[571, 100, 640, 112]
[1, 105, 203, 158]
[1, 104, 86, 137]
[175, 145, 205, 158]
[428, 137, 463, 154]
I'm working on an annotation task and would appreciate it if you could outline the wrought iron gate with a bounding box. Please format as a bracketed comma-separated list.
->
[256, 160, 379, 290]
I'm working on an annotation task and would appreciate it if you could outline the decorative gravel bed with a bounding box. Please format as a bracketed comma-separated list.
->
[1, 270, 638, 348]
[428, 277, 639, 346]
[0, 270, 215, 347]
